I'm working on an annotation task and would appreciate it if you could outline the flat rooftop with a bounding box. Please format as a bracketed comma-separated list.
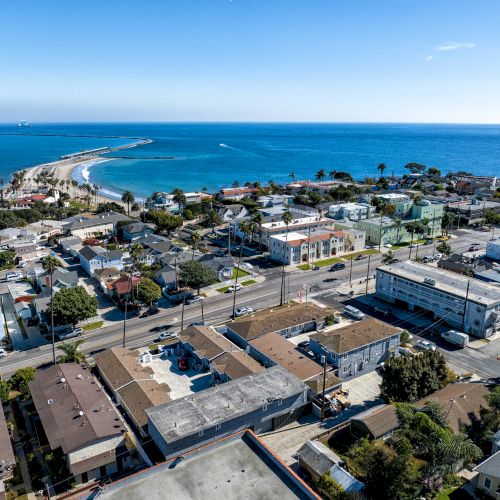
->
[378, 260, 500, 306]
[96, 431, 318, 500]
[146, 365, 306, 443]
[140, 350, 212, 400]
[261, 216, 331, 230]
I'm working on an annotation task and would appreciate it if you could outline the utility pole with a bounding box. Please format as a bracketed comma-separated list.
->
[461, 280, 470, 332]
[122, 273, 132, 348]
[364, 254, 371, 303]
[307, 226, 311, 270]
[181, 293, 186, 331]
[349, 255, 353, 285]
[320, 355, 327, 423]
[232, 245, 244, 319]
[200, 298, 205, 324]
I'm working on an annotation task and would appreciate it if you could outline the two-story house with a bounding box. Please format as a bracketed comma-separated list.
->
[309, 318, 401, 379]
[120, 222, 155, 242]
[36, 268, 79, 293]
[79, 246, 125, 276]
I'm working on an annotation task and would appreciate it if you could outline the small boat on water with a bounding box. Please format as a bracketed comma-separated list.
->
[17, 120, 30, 127]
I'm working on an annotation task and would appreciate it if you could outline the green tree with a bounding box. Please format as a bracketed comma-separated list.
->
[441, 211, 455, 234]
[179, 261, 218, 294]
[129, 242, 144, 270]
[380, 350, 448, 403]
[315, 473, 350, 500]
[437, 241, 452, 257]
[96, 202, 126, 215]
[121, 191, 135, 215]
[404, 162, 426, 173]
[147, 209, 183, 234]
[10, 367, 36, 399]
[42, 255, 62, 365]
[172, 188, 187, 213]
[428, 167, 441, 176]
[47, 286, 98, 326]
[0, 381, 10, 402]
[203, 209, 222, 233]
[333, 171, 354, 183]
[0, 250, 15, 270]
[137, 278, 162, 306]
[59, 339, 85, 363]
[190, 231, 202, 258]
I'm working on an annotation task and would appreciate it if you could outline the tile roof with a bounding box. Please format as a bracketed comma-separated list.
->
[29, 363, 125, 454]
[310, 318, 401, 354]
[211, 351, 263, 380]
[112, 275, 142, 295]
[249, 332, 323, 381]
[414, 383, 490, 433]
[227, 303, 332, 341]
[179, 325, 239, 360]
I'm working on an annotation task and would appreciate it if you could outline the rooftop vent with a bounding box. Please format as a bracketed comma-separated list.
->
[78, 410, 84, 417]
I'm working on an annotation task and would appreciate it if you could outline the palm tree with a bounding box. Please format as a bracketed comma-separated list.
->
[129, 242, 144, 271]
[315, 169, 326, 182]
[190, 231, 201, 259]
[251, 211, 264, 250]
[394, 218, 402, 244]
[42, 255, 61, 365]
[377, 163, 387, 177]
[59, 339, 86, 363]
[280, 210, 293, 305]
[121, 191, 135, 215]
[172, 188, 187, 214]
[204, 209, 221, 234]
[288, 172, 296, 182]
[329, 170, 337, 180]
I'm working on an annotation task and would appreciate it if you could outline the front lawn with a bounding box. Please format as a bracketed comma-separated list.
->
[231, 268, 250, 279]
[216, 285, 231, 293]
[241, 279, 257, 286]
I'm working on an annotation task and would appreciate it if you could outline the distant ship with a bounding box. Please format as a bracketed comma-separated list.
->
[17, 120, 30, 127]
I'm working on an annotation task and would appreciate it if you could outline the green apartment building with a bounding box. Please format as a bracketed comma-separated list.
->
[356, 200, 443, 246]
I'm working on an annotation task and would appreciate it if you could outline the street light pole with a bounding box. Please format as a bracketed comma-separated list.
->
[320, 355, 327, 423]
[122, 273, 132, 348]
[349, 255, 353, 285]
[364, 254, 371, 303]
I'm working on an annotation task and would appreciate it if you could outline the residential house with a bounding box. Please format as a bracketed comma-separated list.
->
[86, 430, 320, 500]
[297, 441, 365, 493]
[94, 267, 122, 295]
[210, 351, 263, 383]
[376, 260, 500, 338]
[223, 303, 332, 347]
[446, 199, 500, 227]
[62, 211, 131, 239]
[120, 222, 154, 242]
[309, 318, 401, 379]
[146, 365, 309, 459]
[0, 405, 15, 483]
[177, 325, 239, 370]
[350, 404, 400, 440]
[94, 348, 171, 437]
[29, 363, 130, 484]
[79, 245, 125, 276]
[198, 254, 234, 281]
[216, 204, 249, 222]
[356, 199, 444, 246]
[248, 332, 341, 395]
[111, 275, 142, 304]
[58, 236, 83, 255]
[10, 243, 39, 263]
[472, 451, 500, 498]
[328, 203, 372, 221]
[36, 268, 79, 293]
[218, 186, 258, 201]
[256, 194, 294, 208]
[153, 264, 177, 290]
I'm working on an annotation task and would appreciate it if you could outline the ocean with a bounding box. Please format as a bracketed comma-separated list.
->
[1, 122, 500, 199]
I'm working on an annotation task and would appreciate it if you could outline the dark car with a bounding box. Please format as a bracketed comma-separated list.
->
[330, 263, 346, 271]
[188, 321, 206, 327]
[297, 340, 310, 350]
[355, 254, 367, 260]
[140, 306, 160, 318]
[323, 277, 337, 283]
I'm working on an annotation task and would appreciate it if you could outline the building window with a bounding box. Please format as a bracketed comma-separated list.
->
[364, 357, 369, 363]
[342, 366, 348, 374]
[342, 354, 348, 360]
[262, 405, 268, 412]
[278, 399, 283, 406]
[484, 477, 491, 490]
[199, 430, 204, 437]
[215, 424, 221, 430]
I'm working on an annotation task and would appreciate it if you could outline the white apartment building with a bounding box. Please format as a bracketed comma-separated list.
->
[374, 193, 410, 204]
[269, 228, 365, 265]
[328, 203, 372, 221]
[147, 192, 203, 212]
[376, 260, 500, 338]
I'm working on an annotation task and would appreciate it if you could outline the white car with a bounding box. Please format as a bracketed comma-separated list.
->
[433, 253, 443, 260]
[158, 331, 178, 341]
[226, 283, 243, 293]
[235, 306, 253, 317]
[6, 272, 22, 282]
[17, 261, 28, 268]
[416, 340, 436, 352]
[0, 349, 8, 358]
[186, 296, 203, 305]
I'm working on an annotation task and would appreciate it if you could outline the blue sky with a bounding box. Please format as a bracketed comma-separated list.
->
[1, 0, 499, 123]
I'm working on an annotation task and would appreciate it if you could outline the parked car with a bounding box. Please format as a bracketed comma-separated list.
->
[6, 272, 22, 282]
[140, 306, 160, 318]
[188, 321, 206, 327]
[424, 239, 433, 245]
[343, 305, 365, 320]
[433, 253, 443, 260]
[235, 306, 253, 317]
[226, 283, 243, 293]
[355, 254, 367, 260]
[330, 263, 346, 272]
[416, 340, 436, 351]
[17, 261, 28, 268]
[186, 296, 203, 305]
[297, 340, 310, 350]
[0, 349, 8, 359]
[157, 331, 178, 341]
[421, 256, 433, 263]
[323, 277, 337, 283]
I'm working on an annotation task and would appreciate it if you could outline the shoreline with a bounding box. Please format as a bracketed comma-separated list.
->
[20, 138, 152, 205]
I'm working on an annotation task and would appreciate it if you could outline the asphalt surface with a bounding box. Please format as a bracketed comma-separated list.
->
[0, 228, 496, 377]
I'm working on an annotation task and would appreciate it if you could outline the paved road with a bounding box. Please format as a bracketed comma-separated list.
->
[0, 228, 494, 377]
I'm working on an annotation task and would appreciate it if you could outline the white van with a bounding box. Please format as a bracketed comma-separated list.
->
[343, 305, 365, 320]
